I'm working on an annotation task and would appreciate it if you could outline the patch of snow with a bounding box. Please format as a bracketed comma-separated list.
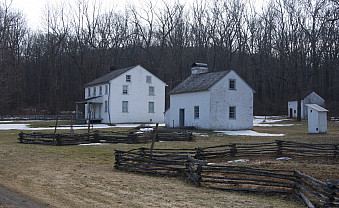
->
[253, 116, 293, 127]
[192, 132, 209, 137]
[139, 128, 154, 132]
[255, 124, 294, 127]
[78, 143, 111, 146]
[0, 122, 165, 131]
[0, 123, 111, 131]
[228, 159, 249, 163]
[276, 157, 292, 161]
[215, 130, 285, 137]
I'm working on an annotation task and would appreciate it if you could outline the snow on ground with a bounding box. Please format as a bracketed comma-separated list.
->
[0, 122, 165, 131]
[215, 130, 285, 137]
[253, 116, 293, 127]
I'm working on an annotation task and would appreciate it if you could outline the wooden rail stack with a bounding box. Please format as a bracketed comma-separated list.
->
[18, 129, 194, 145]
[114, 147, 196, 176]
[115, 142, 339, 208]
[195, 140, 339, 160]
[18, 132, 94, 145]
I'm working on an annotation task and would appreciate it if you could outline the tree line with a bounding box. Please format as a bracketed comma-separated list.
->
[0, 0, 338, 116]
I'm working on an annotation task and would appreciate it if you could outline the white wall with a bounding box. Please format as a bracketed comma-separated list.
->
[166, 70, 253, 130]
[108, 65, 166, 123]
[307, 108, 327, 134]
[288, 101, 303, 118]
[168, 91, 211, 129]
[210, 71, 253, 130]
[303, 92, 325, 119]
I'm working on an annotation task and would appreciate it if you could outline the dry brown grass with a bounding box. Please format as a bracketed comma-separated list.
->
[1, 119, 338, 207]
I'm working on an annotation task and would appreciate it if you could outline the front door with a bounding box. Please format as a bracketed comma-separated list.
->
[179, 109, 185, 127]
[290, 108, 293, 118]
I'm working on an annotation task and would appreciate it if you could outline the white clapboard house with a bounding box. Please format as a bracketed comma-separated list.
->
[287, 91, 325, 119]
[76, 65, 167, 124]
[165, 63, 254, 130]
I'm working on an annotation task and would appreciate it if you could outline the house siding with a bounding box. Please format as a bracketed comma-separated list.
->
[167, 91, 211, 129]
[210, 71, 253, 130]
[166, 70, 253, 130]
[108, 65, 165, 123]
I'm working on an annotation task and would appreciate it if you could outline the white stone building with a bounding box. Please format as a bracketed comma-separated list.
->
[288, 91, 325, 119]
[305, 104, 328, 134]
[77, 65, 167, 124]
[165, 63, 254, 130]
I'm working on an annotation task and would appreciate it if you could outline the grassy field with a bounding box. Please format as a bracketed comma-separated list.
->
[0, 119, 338, 207]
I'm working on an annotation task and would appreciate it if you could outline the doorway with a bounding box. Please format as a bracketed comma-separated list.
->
[179, 109, 185, 127]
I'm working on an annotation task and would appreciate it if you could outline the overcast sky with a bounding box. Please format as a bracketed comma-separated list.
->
[8, 0, 266, 31]
[9, 0, 197, 31]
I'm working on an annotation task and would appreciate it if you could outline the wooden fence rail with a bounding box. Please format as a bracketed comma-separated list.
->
[195, 140, 339, 160]
[18, 129, 194, 145]
[115, 147, 339, 208]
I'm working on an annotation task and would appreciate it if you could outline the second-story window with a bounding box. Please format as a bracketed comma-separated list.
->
[105, 85, 108, 94]
[88, 88, 91, 97]
[126, 75, 131, 82]
[93, 87, 96, 96]
[123, 85, 128, 94]
[99, 86, 102, 95]
[149, 86, 154, 95]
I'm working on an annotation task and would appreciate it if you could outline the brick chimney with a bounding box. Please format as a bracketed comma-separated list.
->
[191, 63, 208, 75]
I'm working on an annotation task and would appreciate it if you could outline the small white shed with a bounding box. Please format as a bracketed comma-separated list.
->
[305, 104, 328, 134]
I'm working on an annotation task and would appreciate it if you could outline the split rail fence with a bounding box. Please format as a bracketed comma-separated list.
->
[18, 129, 193, 145]
[115, 141, 339, 207]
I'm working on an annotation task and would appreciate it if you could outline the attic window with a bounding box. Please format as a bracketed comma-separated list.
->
[146, 76, 152, 83]
[229, 79, 236, 90]
[126, 75, 131, 82]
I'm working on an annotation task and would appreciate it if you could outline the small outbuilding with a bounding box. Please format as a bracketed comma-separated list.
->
[288, 91, 325, 119]
[305, 104, 328, 134]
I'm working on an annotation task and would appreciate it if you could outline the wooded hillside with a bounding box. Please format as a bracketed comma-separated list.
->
[0, 0, 338, 116]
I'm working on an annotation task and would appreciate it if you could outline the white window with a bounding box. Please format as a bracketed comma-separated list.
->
[88, 88, 91, 97]
[105, 85, 108, 94]
[229, 106, 236, 119]
[126, 75, 131, 82]
[104, 100, 108, 112]
[148, 102, 154, 113]
[229, 79, 236, 90]
[123, 85, 128, 94]
[122, 101, 128, 112]
[194, 106, 199, 119]
[146, 76, 152, 83]
[93, 87, 96, 96]
[149, 86, 154, 95]
[99, 86, 102, 95]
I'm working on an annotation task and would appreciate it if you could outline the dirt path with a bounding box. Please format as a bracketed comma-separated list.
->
[0, 186, 46, 208]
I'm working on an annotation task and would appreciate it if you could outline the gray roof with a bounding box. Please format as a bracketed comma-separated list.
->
[169, 71, 230, 94]
[305, 104, 328, 112]
[84, 66, 135, 87]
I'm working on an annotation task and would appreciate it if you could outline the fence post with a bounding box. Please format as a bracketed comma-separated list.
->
[196, 164, 202, 187]
[325, 179, 339, 207]
[114, 151, 121, 169]
[230, 143, 237, 157]
[195, 147, 203, 160]
[277, 140, 283, 156]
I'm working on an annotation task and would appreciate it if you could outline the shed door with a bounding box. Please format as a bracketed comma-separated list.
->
[289, 108, 293, 118]
[179, 109, 185, 127]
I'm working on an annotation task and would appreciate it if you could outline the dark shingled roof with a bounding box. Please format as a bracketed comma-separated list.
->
[169, 70, 230, 94]
[84, 66, 135, 87]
